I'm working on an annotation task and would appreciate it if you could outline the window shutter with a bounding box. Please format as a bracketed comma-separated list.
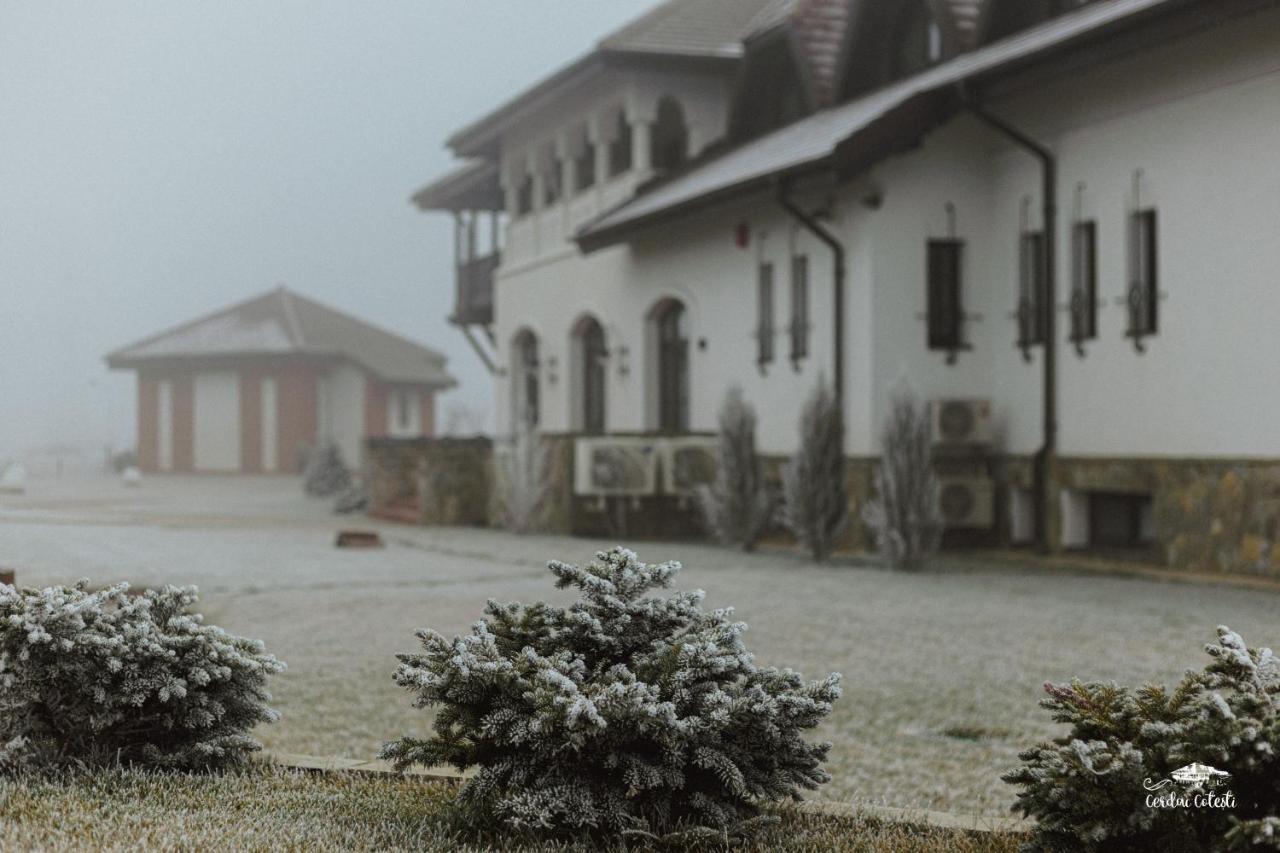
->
[927, 240, 962, 350]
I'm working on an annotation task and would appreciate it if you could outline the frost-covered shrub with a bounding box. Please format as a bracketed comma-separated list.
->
[781, 380, 848, 561]
[698, 387, 774, 551]
[862, 390, 942, 570]
[0, 581, 284, 771]
[382, 547, 841, 839]
[494, 420, 549, 535]
[1004, 626, 1280, 852]
[303, 442, 351, 497]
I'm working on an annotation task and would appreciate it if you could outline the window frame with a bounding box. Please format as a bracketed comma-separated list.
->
[1069, 220, 1098, 348]
[756, 262, 775, 367]
[1017, 230, 1047, 348]
[1127, 209, 1158, 343]
[789, 254, 810, 363]
[926, 238, 965, 356]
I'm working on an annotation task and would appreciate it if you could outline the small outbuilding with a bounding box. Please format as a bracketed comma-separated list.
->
[106, 287, 456, 474]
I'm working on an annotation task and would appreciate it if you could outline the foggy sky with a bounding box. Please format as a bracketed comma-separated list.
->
[0, 0, 652, 460]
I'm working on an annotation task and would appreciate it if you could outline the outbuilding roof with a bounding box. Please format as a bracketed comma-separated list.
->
[577, 0, 1184, 250]
[106, 287, 457, 388]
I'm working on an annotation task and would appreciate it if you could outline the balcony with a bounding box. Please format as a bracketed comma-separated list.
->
[452, 252, 498, 328]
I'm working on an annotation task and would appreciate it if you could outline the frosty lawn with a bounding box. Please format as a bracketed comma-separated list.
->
[2, 475, 1277, 817]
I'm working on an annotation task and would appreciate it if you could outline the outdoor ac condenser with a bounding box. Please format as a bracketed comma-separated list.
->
[938, 476, 995, 529]
[930, 399, 994, 448]
[573, 437, 659, 497]
[657, 437, 718, 497]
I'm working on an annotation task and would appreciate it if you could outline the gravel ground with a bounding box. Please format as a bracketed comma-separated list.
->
[2, 474, 1276, 817]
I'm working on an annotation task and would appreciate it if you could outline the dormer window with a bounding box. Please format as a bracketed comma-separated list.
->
[569, 124, 596, 193]
[539, 143, 562, 206]
[651, 97, 688, 174]
[892, 0, 943, 78]
[606, 109, 632, 177]
[514, 171, 534, 217]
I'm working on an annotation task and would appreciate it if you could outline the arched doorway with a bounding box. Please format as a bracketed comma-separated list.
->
[650, 299, 689, 433]
[511, 328, 540, 429]
[572, 315, 607, 434]
[650, 97, 689, 174]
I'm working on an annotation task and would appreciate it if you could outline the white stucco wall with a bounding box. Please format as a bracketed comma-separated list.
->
[193, 371, 240, 472]
[491, 6, 1280, 462]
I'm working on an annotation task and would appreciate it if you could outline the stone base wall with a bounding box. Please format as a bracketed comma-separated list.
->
[366, 437, 492, 527]
[1003, 455, 1280, 577]
[368, 434, 1280, 578]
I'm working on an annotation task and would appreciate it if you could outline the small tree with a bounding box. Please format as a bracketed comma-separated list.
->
[698, 387, 773, 551]
[0, 581, 284, 771]
[496, 419, 549, 534]
[862, 390, 943, 570]
[381, 547, 841, 839]
[782, 379, 848, 561]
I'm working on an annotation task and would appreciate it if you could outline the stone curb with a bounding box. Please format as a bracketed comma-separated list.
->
[266, 751, 471, 782]
[266, 752, 1027, 836]
[803, 799, 1031, 835]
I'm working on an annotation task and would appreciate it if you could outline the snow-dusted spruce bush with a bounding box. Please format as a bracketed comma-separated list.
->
[861, 390, 943, 570]
[303, 442, 351, 497]
[698, 387, 774, 551]
[1004, 626, 1280, 852]
[0, 581, 284, 771]
[381, 547, 841, 840]
[781, 379, 849, 561]
[495, 420, 549, 535]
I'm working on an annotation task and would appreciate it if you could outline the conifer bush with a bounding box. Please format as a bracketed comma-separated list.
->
[1004, 626, 1280, 852]
[782, 379, 849, 561]
[381, 547, 841, 839]
[0, 581, 284, 771]
[303, 442, 351, 497]
[862, 390, 943, 570]
[698, 387, 774, 551]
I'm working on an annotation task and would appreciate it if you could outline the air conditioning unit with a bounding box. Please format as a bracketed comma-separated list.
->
[658, 437, 718, 496]
[938, 476, 995, 529]
[931, 399, 994, 448]
[573, 437, 658, 497]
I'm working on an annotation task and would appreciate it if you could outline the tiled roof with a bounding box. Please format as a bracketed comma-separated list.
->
[106, 287, 456, 388]
[600, 0, 776, 58]
[578, 0, 1181, 248]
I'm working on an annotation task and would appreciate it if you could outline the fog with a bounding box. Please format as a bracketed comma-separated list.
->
[0, 0, 651, 464]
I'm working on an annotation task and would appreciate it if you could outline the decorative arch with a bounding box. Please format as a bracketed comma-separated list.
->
[650, 97, 689, 174]
[570, 314, 607, 434]
[646, 297, 690, 433]
[510, 327, 540, 430]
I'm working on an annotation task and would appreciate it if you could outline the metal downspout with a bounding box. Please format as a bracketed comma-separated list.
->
[965, 96, 1058, 554]
[777, 181, 846, 410]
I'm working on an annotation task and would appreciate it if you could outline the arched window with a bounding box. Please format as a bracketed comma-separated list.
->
[650, 97, 689, 174]
[572, 316, 607, 434]
[891, 0, 943, 79]
[650, 299, 689, 433]
[511, 329, 540, 429]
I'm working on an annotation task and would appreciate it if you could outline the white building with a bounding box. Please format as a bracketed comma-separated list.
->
[414, 0, 1280, 570]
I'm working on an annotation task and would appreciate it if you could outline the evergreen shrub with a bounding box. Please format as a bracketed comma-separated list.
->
[1005, 626, 1280, 852]
[382, 547, 841, 839]
[0, 581, 283, 771]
